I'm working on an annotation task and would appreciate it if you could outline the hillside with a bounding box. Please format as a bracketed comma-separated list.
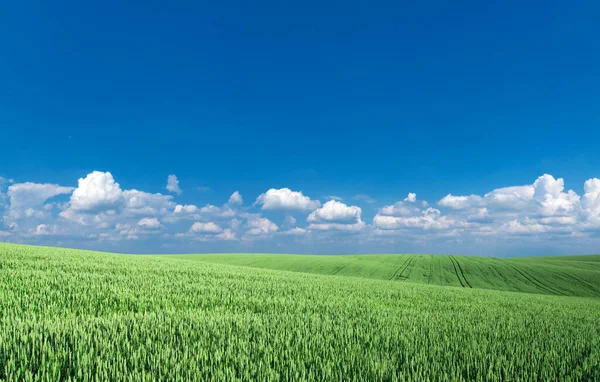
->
[1, 243, 599, 380]
[170, 253, 600, 298]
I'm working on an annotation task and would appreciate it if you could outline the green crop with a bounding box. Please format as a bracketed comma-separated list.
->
[173, 253, 600, 297]
[1, 243, 599, 381]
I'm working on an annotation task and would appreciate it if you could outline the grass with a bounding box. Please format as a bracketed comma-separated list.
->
[1, 242, 599, 380]
[169, 253, 600, 298]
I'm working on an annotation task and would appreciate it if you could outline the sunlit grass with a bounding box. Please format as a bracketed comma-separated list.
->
[1, 243, 599, 380]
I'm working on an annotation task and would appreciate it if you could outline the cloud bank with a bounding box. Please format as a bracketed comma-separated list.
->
[1, 171, 600, 255]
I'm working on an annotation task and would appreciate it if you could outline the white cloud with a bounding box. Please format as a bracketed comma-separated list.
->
[307, 200, 365, 231]
[230, 218, 242, 229]
[216, 229, 236, 240]
[166, 175, 182, 195]
[31, 224, 61, 236]
[308, 200, 361, 223]
[228, 191, 243, 205]
[378, 194, 427, 217]
[123, 190, 174, 217]
[281, 227, 307, 235]
[256, 188, 320, 211]
[581, 178, 600, 228]
[484, 185, 534, 210]
[70, 171, 123, 212]
[190, 222, 223, 234]
[379, 203, 420, 217]
[499, 220, 548, 235]
[138, 217, 161, 229]
[404, 193, 417, 203]
[174, 204, 199, 214]
[533, 174, 564, 200]
[431, 174, 585, 237]
[374, 208, 458, 231]
[308, 222, 366, 232]
[5, 170, 600, 253]
[246, 218, 279, 236]
[7, 182, 74, 220]
[170, 203, 235, 221]
[199, 204, 236, 218]
[438, 194, 483, 210]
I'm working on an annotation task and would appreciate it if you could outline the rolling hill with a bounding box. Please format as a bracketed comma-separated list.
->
[169, 253, 600, 298]
[1, 242, 599, 380]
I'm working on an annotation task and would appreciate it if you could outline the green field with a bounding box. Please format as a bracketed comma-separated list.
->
[170, 253, 600, 297]
[1, 243, 600, 380]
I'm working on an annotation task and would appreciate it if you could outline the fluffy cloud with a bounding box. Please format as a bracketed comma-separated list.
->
[122, 190, 174, 217]
[70, 172, 123, 212]
[216, 229, 236, 240]
[59, 172, 175, 232]
[30, 224, 62, 236]
[307, 200, 365, 231]
[377, 193, 428, 218]
[374, 207, 458, 231]
[483, 185, 534, 210]
[228, 191, 243, 205]
[438, 194, 483, 210]
[420, 174, 599, 239]
[174, 204, 199, 214]
[7, 182, 74, 220]
[246, 218, 279, 236]
[166, 175, 182, 195]
[4, 169, 600, 253]
[581, 178, 600, 228]
[281, 227, 307, 235]
[138, 217, 161, 229]
[256, 188, 320, 211]
[308, 200, 361, 223]
[308, 222, 366, 232]
[199, 204, 236, 218]
[190, 222, 223, 234]
[405, 193, 417, 203]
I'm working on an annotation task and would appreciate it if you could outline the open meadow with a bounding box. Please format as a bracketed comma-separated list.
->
[1, 243, 599, 380]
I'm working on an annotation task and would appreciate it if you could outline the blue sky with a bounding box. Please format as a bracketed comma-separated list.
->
[1, 1, 599, 255]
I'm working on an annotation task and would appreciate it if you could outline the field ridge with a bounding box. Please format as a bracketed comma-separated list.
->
[170, 253, 600, 298]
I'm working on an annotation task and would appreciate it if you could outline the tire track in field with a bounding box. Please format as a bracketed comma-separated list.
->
[449, 255, 472, 288]
[556, 271, 600, 295]
[489, 260, 518, 290]
[331, 263, 349, 275]
[427, 255, 433, 285]
[475, 263, 498, 289]
[388, 256, 414, 281]
[518, 265, 566, 296]
[452, 256, 472, 288]
[506, 263, 564, 296]
[447, 255, 465, 288]
[396, 255, 417, 280]
[402, 255, 420, 280]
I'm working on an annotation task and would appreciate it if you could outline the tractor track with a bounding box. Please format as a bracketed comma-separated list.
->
[557, 271, 600, 295]
[448, 255, 465, 288]
[427, 255, 434, 285]
[388, 255, 414, 281]
[507, 263, 564, 296]
[331, 263, 349, 275]
[402, 255, 419, 279]
[450, 255, 472, 288]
